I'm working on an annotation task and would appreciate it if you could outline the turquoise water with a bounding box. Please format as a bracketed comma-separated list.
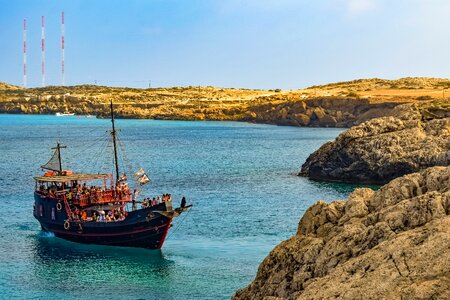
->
[0, 115, 357, 299]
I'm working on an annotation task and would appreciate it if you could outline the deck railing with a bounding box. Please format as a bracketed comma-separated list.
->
[38, 189, 131, 207]
[76, 190, 130, 207]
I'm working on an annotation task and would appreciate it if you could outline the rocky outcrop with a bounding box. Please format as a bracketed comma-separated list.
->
[2, 79, 448, 128]
[299, 104, 450, 184]
[0, 87, 406, 127]
[233, 166, 450, 300]
[243, 98, 403, 128]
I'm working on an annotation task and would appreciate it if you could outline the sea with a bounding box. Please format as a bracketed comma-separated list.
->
[0, 114, 362, 299]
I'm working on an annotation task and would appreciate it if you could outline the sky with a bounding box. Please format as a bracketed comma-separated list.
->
[0, 0, 449, 89]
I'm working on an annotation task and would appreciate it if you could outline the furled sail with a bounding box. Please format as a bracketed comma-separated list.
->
[134, 168, 150, 185]
[41, 149, 61, 172]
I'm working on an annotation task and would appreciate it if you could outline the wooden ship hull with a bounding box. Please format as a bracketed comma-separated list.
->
[34, 193, 174, 249]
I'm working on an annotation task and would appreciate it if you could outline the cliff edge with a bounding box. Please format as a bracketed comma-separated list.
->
[1, 78, 449, 128]
[233, 166, 450, 300]
[299, 103, 450, 184]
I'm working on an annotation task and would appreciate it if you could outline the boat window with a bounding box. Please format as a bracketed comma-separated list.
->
[51, 207, 56, 220]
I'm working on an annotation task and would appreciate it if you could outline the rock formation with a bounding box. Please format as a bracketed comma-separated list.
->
[243, 98, 402, 127]
[233, 166, 450, 300]
[1, 78, 449, 128]
[299, 104, 450, 184]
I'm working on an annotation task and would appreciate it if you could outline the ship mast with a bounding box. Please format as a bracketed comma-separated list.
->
[110, 99, 120, 182]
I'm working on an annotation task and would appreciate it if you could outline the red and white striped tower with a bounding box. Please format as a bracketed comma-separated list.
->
[61, 12, 65, 86]
[23, 18, 27, 87]
[41, 16, 45, 86]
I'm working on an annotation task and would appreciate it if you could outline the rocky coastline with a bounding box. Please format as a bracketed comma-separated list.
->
[234, 166, 450, 300]
[299, 103, 450, 184]
[1, 79, 449, 299]
[0, 90, 408, 128]
[233, 99, 449, 299]
[1, 78, 449, 128]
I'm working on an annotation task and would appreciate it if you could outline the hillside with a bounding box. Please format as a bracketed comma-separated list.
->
[0, 77, 448, 127]
[0, 82, 22, 90]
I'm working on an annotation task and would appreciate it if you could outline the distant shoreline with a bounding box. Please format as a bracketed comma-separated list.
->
[1, 77, 448, 128]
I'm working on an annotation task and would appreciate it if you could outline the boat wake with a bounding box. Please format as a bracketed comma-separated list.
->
[39, 231, 56, 238]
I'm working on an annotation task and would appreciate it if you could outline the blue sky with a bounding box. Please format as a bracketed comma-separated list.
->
[0, 0, 449, 89]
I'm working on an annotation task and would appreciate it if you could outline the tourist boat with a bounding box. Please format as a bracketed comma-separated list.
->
[34, 101, 191, 249]
[55, 112, 75, 116]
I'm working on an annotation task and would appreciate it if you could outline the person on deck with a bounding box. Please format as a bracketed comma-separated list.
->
[131, 189, 137, 211]
[181, 196, 186, 208]
[67, 190, 73, 204]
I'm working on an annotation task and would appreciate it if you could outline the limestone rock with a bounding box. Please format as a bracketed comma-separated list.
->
[233, 166, 450, 300]
[299, 105, 450, 184]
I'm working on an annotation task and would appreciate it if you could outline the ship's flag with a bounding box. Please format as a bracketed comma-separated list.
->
[134, 168, 145, 178]
[134, 168, 150, 185]
[137, 174, 150, 185]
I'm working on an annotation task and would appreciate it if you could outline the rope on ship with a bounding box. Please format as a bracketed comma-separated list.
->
[165, 207, 193, 241]
[65, 131, 108, 170]
[87, 136, 110, 174]
[116, 131, 147, 198]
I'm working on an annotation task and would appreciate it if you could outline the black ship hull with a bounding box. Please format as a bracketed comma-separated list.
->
[34, 193, 172, 249]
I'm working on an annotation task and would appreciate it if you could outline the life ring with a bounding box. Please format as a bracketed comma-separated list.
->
[64, 220, 70, 230]
[56, 202, 63, 211]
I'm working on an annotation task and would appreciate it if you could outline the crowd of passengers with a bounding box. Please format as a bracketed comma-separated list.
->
[139, 193, 172, 208]
[39, 180, 175, 222]
[71, 206, 128, 222]
[39, 181, 130, 204]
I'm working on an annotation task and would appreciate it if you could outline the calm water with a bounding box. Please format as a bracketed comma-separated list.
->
[0, 115, 358, 299]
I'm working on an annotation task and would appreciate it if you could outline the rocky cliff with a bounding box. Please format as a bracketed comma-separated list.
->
[234, 166, 450, 300]
[1, 78, 449, 128]
[299, 103, 450, 184]
[243, 98, 404, 127]
[0, 85, 407, 127]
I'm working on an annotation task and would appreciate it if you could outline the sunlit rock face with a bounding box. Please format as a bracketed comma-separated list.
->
[234, 166, 450, 300]
[300, 104, 450, 184]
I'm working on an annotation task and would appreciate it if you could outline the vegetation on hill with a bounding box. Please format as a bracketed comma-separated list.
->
[308, 77, 450, 91]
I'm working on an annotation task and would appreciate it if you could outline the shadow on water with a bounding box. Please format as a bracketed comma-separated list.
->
[306, 178, 381, 196]
[32, 231, 172, 265]
[22, 232, 181, 298]
[30, 232, 176, 279]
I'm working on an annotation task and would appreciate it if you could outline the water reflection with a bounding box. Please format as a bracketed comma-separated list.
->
[306, 177, 380, 195]
[33, 232, 169, 261]
[31, 233, 175, 282]
[26, 233, 207, 299]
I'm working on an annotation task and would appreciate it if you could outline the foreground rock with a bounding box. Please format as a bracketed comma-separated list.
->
[234, 166, 450, 300]
[299, 104, 450, 184]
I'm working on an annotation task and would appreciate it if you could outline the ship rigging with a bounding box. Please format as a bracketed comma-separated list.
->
[33, 100, 191, 249]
